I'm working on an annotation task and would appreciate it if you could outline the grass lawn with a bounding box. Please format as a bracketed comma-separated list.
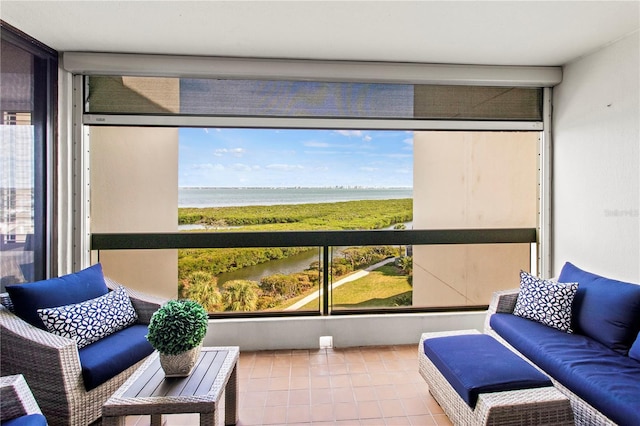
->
[299, 262, 412, 310]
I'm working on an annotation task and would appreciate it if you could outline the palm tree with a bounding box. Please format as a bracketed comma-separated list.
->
[222, 280, 260, 312]
[182, 271, 223, 312]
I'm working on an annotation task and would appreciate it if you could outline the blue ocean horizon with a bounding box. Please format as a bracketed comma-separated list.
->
[178, 186, 413, 208]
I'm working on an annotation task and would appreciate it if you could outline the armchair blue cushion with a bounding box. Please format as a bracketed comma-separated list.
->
[3, 414, 47, 426]
[78, 324, 154, 390]
[6, 263, 108, 329]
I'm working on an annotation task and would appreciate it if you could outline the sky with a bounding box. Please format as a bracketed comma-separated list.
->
[178, 128, 413, 188]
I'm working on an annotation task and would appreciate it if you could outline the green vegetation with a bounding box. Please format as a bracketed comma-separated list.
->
[177, 199, 413, 312]
[179, 248, 408, 312]
[257, 272, 317, 310]
[221, 280, 260, 312]
[395, 256, 413, 285]
[178, 198, 412, 231]
[178, 247, 313, 281]
[179, 271, 223, 312]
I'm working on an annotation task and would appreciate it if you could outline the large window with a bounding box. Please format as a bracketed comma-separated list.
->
[0, 23, 57, 289]
[83, 70, 546, 315]
[89, 125, 539, 315]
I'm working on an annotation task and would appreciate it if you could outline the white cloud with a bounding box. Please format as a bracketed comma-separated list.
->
[365, 153, 412, 159]
[335, 130, 373, 142]
[232, 163, 252, 172]
[214, 148, 246, 157]
[335, 130, 362, 137]
[304, 141, 330, 148]
[403, 137, 414, 146]
[192, 163, 224, 171]
[303, 150, 350, 155]
[266, 164, 304, 171]
[360, 167, 378, 172]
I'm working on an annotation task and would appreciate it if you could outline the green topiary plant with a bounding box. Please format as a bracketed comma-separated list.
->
[146, 299, 208, 355]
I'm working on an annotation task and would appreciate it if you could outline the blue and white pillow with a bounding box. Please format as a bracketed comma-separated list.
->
[37, 285, 138, 348]
[513, 271, 578, 333]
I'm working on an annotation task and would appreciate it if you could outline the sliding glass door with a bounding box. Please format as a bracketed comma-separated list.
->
[0, 23, 57, 288]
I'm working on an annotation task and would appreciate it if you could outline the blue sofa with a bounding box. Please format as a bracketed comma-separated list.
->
[486, 262, 640, 426]
[1, 264, 165, 426]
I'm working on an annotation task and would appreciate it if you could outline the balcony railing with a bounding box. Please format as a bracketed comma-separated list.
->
[91, 228, 537, 317]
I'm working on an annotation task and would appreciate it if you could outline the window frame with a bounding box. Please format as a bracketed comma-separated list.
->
[1, 21, 58, 282]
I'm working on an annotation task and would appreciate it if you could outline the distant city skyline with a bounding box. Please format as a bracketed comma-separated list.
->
[178, 128, 413, 188]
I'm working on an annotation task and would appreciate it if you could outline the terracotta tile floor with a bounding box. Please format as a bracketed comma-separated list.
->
[123, 344, 452, 426]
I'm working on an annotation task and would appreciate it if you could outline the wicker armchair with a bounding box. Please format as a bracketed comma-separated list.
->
[0, 277, 166, 426]
[0, 374, 46, 424]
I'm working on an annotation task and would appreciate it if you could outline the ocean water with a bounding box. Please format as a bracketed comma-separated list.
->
[179, 187, 413, 208]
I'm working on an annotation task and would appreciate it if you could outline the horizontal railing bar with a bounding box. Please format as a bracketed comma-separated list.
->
[91, 228, 536, 250]
[330, 305, 489, 315]
[83, 114, 543, 131]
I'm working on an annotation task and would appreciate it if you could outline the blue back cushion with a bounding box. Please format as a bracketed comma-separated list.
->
[422, 334, 551, 408]
[78, 324, 153, 390]
[6, 264, 108, 329]
[559, 262, 640, 354]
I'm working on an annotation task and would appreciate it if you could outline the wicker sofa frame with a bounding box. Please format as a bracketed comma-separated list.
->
[1, 374, 45, 423]
[0, 277, 165, 426]
[484, 289, 617, 426]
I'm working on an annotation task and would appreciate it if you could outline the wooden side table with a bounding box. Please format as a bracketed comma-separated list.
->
[102, 346, 239, 426]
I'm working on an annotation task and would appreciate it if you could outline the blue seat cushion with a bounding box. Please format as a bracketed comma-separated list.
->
[78, 324, 153, 391]
[559, 262, 640, 354]
[422, 334, 551, 408]
[3, 414, 48, 426]
[491, 313, 640, 425]
[6, 263, 108, 329]
[629, 332, 640, 362]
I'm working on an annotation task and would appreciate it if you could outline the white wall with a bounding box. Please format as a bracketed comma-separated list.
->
[412, 132, 537, 307]
[90, 127, 179, 299]
[552, 32, 639, 282]
[203, 312, 486, 351]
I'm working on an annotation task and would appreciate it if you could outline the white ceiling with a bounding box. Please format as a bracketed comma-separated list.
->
[1, 1, 639, 67]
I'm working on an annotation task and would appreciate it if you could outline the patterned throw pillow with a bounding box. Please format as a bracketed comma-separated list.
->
[513, 271, 578, 333]
[37, 286, 138, 348]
